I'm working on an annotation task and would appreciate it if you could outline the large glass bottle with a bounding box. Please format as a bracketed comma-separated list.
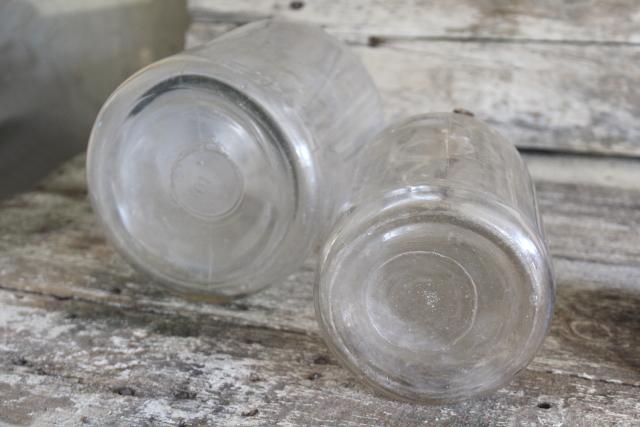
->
[87, 20, 383, 298]
[316, 113, 554, 402]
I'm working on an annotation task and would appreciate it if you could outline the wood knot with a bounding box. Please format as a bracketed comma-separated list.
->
[367, 36, 383, 47]
[313, 355, 330, 365]
[289, 1, 304, 10]
[241, 409, 259, 417]
[112, 386, 136, 396]
[12, 357, 30, 367]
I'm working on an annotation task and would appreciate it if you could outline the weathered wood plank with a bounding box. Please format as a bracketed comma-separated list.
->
[188, 0, 640, 44]
[363, 41, 640, 156]
[1, 286, 639, 426]
[187, 22, 640, 157]
[1, 155, 639, 425]
[2, 153, 640, 333]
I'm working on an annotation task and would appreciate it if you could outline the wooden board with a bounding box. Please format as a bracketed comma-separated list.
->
[186, 0, 640, 157]
[1, 154, 639, 425]
[189, 0, 640, 43]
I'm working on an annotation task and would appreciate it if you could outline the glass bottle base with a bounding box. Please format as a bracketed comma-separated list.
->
[316, 187, 554, 403]
[88, 71, 314, 298]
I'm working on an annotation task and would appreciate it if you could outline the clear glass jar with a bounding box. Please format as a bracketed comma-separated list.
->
[316, 113, 554, 403]
[87, 20, 383, 299]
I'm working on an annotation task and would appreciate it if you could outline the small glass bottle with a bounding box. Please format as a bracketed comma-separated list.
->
[316, 113, 554, 403]
[87, 20, 383, 299]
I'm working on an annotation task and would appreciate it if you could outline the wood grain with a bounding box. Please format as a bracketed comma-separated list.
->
[0, 154, 639, 425]
[189, 0, 640, 43]
[186, 1, 640, 157]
